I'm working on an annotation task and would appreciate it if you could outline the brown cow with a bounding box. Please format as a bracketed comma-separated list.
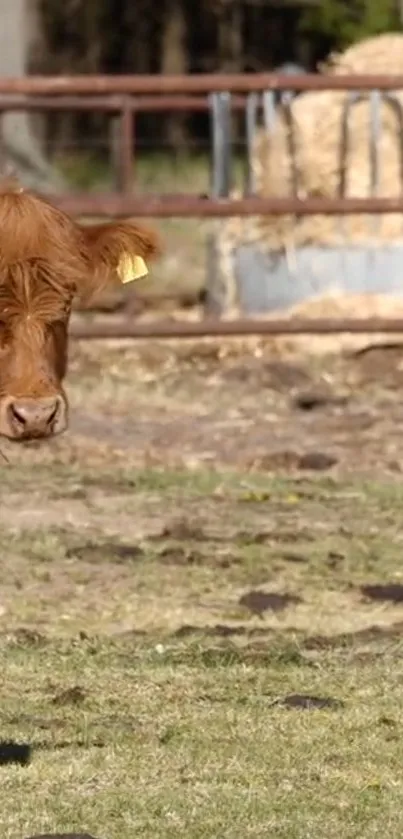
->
[0, 178, 160, 442]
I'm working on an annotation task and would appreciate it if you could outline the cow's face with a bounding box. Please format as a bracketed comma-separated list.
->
[0, 259, 72, 440]
[0, 183, 160, 442]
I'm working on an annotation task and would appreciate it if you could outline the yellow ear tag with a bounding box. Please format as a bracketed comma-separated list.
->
[117, 253, 148, 284]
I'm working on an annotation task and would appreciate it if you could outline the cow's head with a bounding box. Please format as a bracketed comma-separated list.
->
[0, 181, 160, 441]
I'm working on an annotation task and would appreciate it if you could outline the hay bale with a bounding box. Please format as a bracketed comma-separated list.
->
[243, 33, 403, 250]
[324, 33, 403, 75]
[251, 89, 403, 248]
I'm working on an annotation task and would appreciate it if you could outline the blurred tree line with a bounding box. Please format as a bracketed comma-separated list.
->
[32, 0, 402, 152]
[9, 0, 403, 166]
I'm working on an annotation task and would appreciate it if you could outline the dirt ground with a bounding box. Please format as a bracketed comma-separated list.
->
[4, 333, 403, 635]
[3, 334, 403, 838]
[7, 331, 403, 473]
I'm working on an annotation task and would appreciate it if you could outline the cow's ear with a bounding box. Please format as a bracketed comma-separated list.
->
[78, 221, 161, 299]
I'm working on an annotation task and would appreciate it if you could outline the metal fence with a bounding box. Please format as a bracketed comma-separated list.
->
[3, 73, 403, 340]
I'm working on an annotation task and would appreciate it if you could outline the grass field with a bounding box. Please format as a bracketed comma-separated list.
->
[2, 337, 403, 838]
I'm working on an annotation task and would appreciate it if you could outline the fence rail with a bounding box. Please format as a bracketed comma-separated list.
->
[52, 194, 403, 218]
[0, 94, 246, 111]
[3, 73, 403, 94]
[1, 73, 403, 340]
[69, 318, 403, 340]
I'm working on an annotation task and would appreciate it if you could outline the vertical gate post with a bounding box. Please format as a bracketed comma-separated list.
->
[204, 91, 233, 317]
[111, 95, 134, 195]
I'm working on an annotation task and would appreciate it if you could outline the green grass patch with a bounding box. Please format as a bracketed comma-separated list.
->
[2, 463, 403, 836]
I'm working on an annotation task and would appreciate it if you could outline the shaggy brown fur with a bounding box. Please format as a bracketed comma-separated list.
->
[0, 178, 160, 440]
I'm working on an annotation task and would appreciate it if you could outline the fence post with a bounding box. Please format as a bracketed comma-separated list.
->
[245, 92, 259, 196]
[209, 91, 232, 198]
[205, 91, 233, 318]
[111, 95, 134, 195]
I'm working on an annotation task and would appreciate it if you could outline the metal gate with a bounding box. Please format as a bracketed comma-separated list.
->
[207, 86, 403, 316]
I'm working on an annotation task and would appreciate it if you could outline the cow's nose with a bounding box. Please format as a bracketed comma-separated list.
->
[6, 395, 67, 439]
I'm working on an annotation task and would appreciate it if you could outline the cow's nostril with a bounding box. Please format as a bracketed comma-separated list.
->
[9, 403, 27, 427]
[47, 404, 59, 425]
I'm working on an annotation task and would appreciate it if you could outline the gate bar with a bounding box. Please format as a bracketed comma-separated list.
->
[69, 317, 403, 340]
[5, 74, 403, 94]
[50, 193, 403, 217]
